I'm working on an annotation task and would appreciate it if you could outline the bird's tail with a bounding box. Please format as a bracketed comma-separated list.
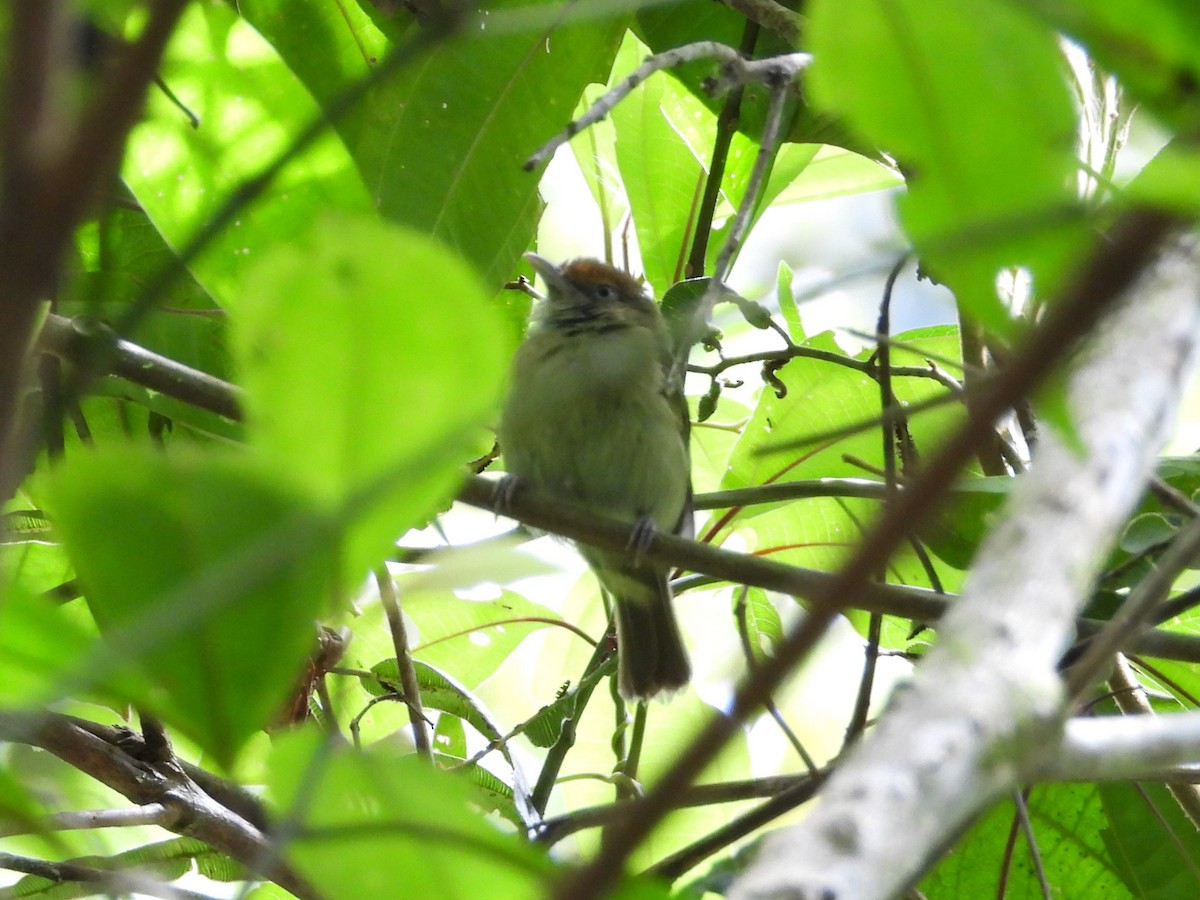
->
[613, 588, 691, 700]
[585, 549, 690, 699]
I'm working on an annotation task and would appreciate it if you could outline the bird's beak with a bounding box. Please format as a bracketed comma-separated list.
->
[524, 252, 570, 297]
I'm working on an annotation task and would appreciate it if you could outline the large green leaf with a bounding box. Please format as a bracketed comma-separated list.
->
[611, 32, 710, 293]
[808, 0, 1085, 331]
[240, 0, 627, 289]
[714, 328, 964, 617]
[722, 328, 963, 499]
[71, 189, 226, 374]
[924, 786, 1127, 898]
[1014, 0, 1200, 125]
[1100, 780, 1200, 898]
[122, 3, 373, 309]
[47, 448, 338, 766]
[65, 192, 239, 441]
[404, 589, 565, 690]
[235, 214, 511, 575]
[0, 586, 95, 706]
[266, 730, 554, 900]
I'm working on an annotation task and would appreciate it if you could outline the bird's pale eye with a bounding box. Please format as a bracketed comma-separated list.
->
[593, 284, 617, 301]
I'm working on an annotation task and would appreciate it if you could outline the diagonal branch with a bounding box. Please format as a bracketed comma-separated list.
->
[0, 711, 319, 899]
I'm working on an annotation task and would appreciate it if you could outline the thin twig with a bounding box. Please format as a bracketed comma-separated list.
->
[1011, 789, 1053, 900]
[648, 774, 824, 881]
[844, 257, 907, 747]
[0, 852, 218, 900]
[1067, 509, 1200, 698]
[374, 567, 432, 760]
[1109, 654, 1200, 830]
[686, 21, 761, 278]
[39, 314, 243, 421]
[0, 804, 176, 838]
[531, 638, 616, 816]
[733, 585, 818, 773]
[533, 771, 821, 846]
[524, 42, 810, 171]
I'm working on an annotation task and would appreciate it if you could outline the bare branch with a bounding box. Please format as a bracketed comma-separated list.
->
[523, 42, 810, 171]
[0, 711, 321, 900]
[374, 567, 433, 760]
[39, 313, 244, 421]
[0, 803, 175, 838]
[1050, 703, 1200, 783]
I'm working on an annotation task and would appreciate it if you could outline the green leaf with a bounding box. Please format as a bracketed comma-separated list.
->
[432, 752, 523, 827]
[367, 658, 504, 744]
[610, 32, 710, 294]
[0, 765, 49, 843]
[266, 730, 554, 900]
[1013, 0, 1200, 125]
[776, 259, 805, 342]
[1034, 367, 1088, 457]
[64, 193, 240, 440]
[1119, 513, 1176, 555]
[1101, 780, 1200, 898]
[716, 328, 962, 594]
[918, 477, 1011, 570]
[522, 689, 579, 749]
[924, 785, 1127, 898]
[768, 146, 902, 205]
[241, 0, 627, 288]
[569, 83, 629, 246]
[404, 589, 564, 690]
[433, 711, 466, 759]
[235, 213, 512, 575]
[122, 3, 372, 310]
[1124, 141, 1200, 215]
[809, 0, 1085, 332]
[738, 588, 783, 660]
[0, 585, 95, 706]
[71, 186, 228, 367]
[47, 447, 337, 766]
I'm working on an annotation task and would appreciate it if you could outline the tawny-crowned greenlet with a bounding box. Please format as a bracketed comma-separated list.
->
[499, 254, 692, 700]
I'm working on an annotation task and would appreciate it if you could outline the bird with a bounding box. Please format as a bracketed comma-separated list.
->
[498, 253, 693, 700]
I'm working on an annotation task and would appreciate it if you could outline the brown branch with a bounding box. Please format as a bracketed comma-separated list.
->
[534, 772, 821, 847]
[0, 711, 319, 899]
[462, 475, 1200, 665]
[39, 313, 244, 421]
[0, 1, 189, 499]
[0, 850, 217, 900]
[687, 21, 761, 278]
[374, 567, 432, 760]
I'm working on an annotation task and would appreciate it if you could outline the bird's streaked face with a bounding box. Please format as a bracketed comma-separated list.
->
[527, 254, 661, 336]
